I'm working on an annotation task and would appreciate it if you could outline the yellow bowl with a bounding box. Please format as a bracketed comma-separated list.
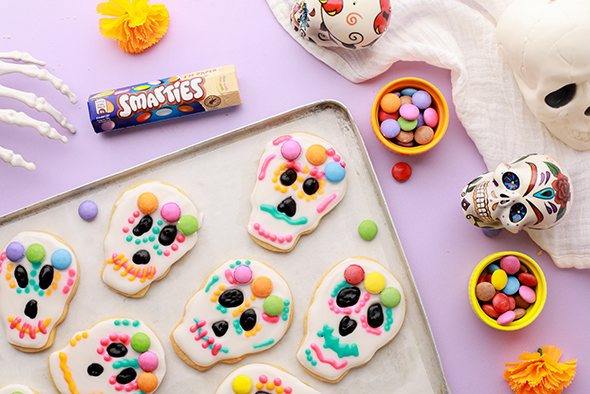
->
[468, 251, 547, 331]
[371, 77, 449, 155]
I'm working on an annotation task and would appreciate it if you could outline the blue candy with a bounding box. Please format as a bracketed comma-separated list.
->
[501, 275, 520, 295]
[51, 249, 72, 270]
[324, 162, 346, 183]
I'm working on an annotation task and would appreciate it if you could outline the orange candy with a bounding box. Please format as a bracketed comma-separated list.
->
[251, 276, 273, 298]
[306, 144, 327, 166]
[137, 192, 159, 214]
[380, 93, 401, 113]
[137, 372, 158, 393]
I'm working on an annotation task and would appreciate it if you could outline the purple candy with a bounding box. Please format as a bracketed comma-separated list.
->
[412, 90, 432, 109]
[78, 200, 98, 221]
[6, 242, 25, 262]
[399, 104, 420, 121]
[395, 140, 415, 147]
[482, 228, 502, 238]
[380, 119, 401, 138]
[416, 113, 425, 128]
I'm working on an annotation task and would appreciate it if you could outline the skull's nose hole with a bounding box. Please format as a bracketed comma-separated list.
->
[87, 363, 104, 377]
[585, 107, 590, 116]
[339, 316, 357, 336]
[132, 250, 151, 265]
[277, 197, 297, 217]
[212, 320, 229, 337]
[24, 299, 38, 319]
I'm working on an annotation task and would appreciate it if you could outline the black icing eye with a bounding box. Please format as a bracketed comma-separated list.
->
[39, 265, 54, 290]
[303, 178, 319, 195]
[338, 316, 357, 336]
[219, 289, 244, 308]
[502, 172, 519, 190]
[240, 309, 257, 331]
[87, 363, 104, 377]
[158, 225, 177, 246]
[133, 215, 153, 236]
[367, 303, 384, 328]
[509, 203, 527, 223]
[280, 169, 298, 186]
[24, 300, 38, 319]
[107, 343, 128, 358]
[15, 265, 28, 288]
[336, 287, 361, 308]
[212, 320, 229, 337]
[545, 83, 576, 108]
[132, 250, 151, 265]
[116, 367, 137, 385]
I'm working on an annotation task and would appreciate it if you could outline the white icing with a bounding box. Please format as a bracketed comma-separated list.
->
[0, 51, 46, 66]
[0, 231, 79, 351]
[247, 133, 347, 251]
[0, 145, 35, 171]
[0, 384, 37, 394]
[171, 259, 293, 369]
[296, 257, 406, 382]
[0, 109, 67, 142]
[48, 318, 166, 394]
[102, 181, 202, 297]
[215, 363, 321, 394]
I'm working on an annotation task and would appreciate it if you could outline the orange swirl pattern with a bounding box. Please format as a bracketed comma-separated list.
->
[346, 12, 363, 25]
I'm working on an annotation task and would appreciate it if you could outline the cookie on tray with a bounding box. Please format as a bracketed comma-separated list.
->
[0, 384, 39, 394]
[0, 231, 79, 352]
[171, 259, 293, 370]
[215, 363, 321, 394]
[296, 257, 406, 383]
[102, 180, 202, 297]
[247, 133, 347, 252]
[48, 317, 166, 394]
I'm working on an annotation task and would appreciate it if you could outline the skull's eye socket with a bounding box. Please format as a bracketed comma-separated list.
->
[14, 265, 28, 288]
[239, 309, 257, 331]
[133, 215, 153, 236]
[107, 343, 129, 358]
[545, 83, 576, 108]
[509, 203, 527, 223]
[280, 169, 298, 186]
[39, 265, 54, 290]
[303, 178, 319, 195]
[367, 303, 384, 328]
[116, 367, 137, 385]
[219, 289, 244, 308]
[87, 363, 104, 377]
[336, 286, 361, 308]
[158, 225, 177, 246]
[502, 172, 519, 190]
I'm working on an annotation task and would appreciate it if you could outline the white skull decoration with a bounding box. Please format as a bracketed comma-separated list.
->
[0, 231, 78, 352]
[48, 318, 166, 394]
[496, 0, 590, 150]
[215, 364, 321, 394]
[460, 154, 573, 233]
[248, 133, 347, 252]
[291, 0, 391, 49]
[296, 257, 406, 383]
[0, 385, 38, 394]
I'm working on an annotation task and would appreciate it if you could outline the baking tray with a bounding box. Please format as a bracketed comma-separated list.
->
[0, 100, 450, 393]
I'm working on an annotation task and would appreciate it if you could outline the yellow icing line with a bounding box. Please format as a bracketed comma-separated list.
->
[121, 262, 134, 277]
[59, 352, 80, 394]
[139, 267, 148, 283]
[7, 317, 51, 334]
[147, 266, 155, 280]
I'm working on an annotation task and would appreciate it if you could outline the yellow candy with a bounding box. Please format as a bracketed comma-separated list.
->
[364, 272, 386, 294]
[232, 375, 253, 394]
[491, 269, 508, 290]
[137, 192, 159, 214]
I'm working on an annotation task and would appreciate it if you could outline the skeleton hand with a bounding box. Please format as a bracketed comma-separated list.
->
[0, 51, 78, 171]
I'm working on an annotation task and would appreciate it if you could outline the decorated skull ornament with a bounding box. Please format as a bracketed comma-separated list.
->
[0, 231, 78, 352]
[0, 385, 38, 394]
[215, 364, 321, 394]
[296, 257, 406, 382]
[48, 318, 166, 394]
[248, 133, 347, 252]
[496, 0, 590, 150]
[460, 154, 572, 233]
[291, 0, 391, 49]
[171, 259, 293, 370]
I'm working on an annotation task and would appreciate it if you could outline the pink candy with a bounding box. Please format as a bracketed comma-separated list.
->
[500, 255, 520, 274]
[519, 285, 537, 303]
[233, 265, 253, 284]
[423, 107, 439, 127]
[160, 202, 181, 222]
[280, 139, 301, 160]
[138, 351, 159, 372]
[399, 104, 419, 120]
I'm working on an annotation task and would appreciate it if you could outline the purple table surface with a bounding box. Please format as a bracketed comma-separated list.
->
[1, 2, 589, 393]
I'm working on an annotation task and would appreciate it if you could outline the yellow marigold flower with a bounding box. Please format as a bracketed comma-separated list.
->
[97, 0, 169, 54]
[504, 345, 577, 394]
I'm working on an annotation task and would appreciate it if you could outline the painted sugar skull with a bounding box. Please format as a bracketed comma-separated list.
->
[215, 364, 321, 394]
[297, 257, 406, 382]
[291, 0, 391, 49]
[48, 318, 166, 394]
[460, 154, 572, 233]
[0, 385, 38, 394]
[248, 133, 347, 252]
[102, 181, 202, 297]
[0, 231, 78, 352]
[496, 0, 590, 150]
[171, 259, 293, 370]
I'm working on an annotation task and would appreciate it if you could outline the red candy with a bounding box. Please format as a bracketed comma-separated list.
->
[344, 264, 365, 285]
[518, 272, 538, 287]
[482, 304, 500, 318]
[492, 293, 510, 313]
[391, 162, 412, 182]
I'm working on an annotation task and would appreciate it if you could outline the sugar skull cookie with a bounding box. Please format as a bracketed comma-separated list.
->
[102, 180, 202, 297]
[0, 231, 79, 352]
[248, 133, 347, 252]
[48, 318, 166, 394]
[0, 385, 39, 394]
[297, 257, 406, 382]
[171, 259, 293, 370]
[216, 364, 321, 394]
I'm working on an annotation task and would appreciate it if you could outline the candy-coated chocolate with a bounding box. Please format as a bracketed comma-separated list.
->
[482, 304, 500, 318]
[358, 219, 378, 240]
[399, 104, 420, 121]
[514, 295, 530, 309]
[399, 95, 413, 105]
[160, 202, 181, 223]
[391, 162, 412, 182]
[513, 308, 526, 320]
[519, 285, 537, 303]
[501, 276, 520, 295]
[492, 293, 510, 313]
[6, 241, 25, 262]
[508, 295, 516, 310]
[475, 282, 495, 302]
[517, 272, 537, 287]
[400, 88, 417, 96]
[414, 125, 434, 145]
[477, 274, 486, 284]
[519, 263, 528, 273]
[380, 119, 401, 139]
[500, 255, 520, 274]
[378, 109, 399, 122]
[344, 264, 365, 285]
[497, 310, 516, 325]
[486, 263, 501, 273]
[395, 130, 414, 143]
[78, 200, 99, 221]
[380, 93, 401, 113]
[491, 269, 508, 290]
[281, 139, 302, 161]
[411, 90, 432, 109]
[423, 107, 439, 127]
[397, 117, 418, 131]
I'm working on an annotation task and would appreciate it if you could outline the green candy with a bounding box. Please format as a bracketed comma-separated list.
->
[263, 295, 284, 316]
[178, 215, 199, 235]
[358, 220, 378, 240]
[398, 117, 418, 131]
[380, 287, 401, 308]
[26, 243, 46, 263]
[130, 332, 150, 352]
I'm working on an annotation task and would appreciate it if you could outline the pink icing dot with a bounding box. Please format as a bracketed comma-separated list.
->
[281, 139, 302, 160]
[274, 378, 282, 386]
[122, 226, 129, 233]
[278, 237, 285, 243]
[97, 347, 104, 354]
[334, 155, 341, 162]
[133, 211, 140, 218]
[128, 217, 135, 224]
[104, 355, 112, 362]
[163, 250, 170, 257]
[253, 223, 260, 230]
[259, 375, 268, 384]
[284, 387, 292, 394]
[138, 351, 159, 372]
[120, 334, 129, 344]
[67, 279, 74, 286]
[100, 338, 109, 346]
[109, 376, 116, 384]
[263, 230, 270, 237]
[171, 244, 179, 251]
[176, 234, 185, 243]
[69, 269, 76, 277]
[125, 385, 134, 392]
[233, 265, 253, 285]
[62, 286, 70, 294]
[110, 333, 119, 341]
[115, 383, 123, 391]
[270, 234, 277, 242]
[1, 252, 6, 260]
[112, 253, 119, 259]
[160, 202, 181, 222]
[286, 235, 293, 242]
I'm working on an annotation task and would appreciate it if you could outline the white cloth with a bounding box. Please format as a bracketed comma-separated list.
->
[265, 0, 590, 269]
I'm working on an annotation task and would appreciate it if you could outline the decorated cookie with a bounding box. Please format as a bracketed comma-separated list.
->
[48, 318, 166, 394]
[171, 259, 293, 370]
[0, 231, 79, 352]
[247, 133, 347, 252]
[0, 385, 39, 394]
[102, 180, 202, 297]
[296, 257, 406, 382]
[215, 364, 321, 394]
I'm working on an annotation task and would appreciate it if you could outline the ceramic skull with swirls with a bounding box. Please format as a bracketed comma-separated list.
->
[291, 0, 391, 49]
[460, 154, 572, 233]
[248, 133, 347, 252]
[48, 318, 166, 394]
[0, 231, 78, 352]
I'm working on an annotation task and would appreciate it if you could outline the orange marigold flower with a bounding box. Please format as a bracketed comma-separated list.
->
[504, 345, 576, 394]
[97, 0, 169, 54]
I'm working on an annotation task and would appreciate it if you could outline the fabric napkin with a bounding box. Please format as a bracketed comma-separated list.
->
[265, 0, 590, 269]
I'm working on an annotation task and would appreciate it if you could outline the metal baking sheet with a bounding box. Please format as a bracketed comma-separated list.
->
[0, 100, 450, 393]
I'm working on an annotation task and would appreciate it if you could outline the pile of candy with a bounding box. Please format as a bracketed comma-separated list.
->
[377, 88, 439, 147]
[474, 255, 538, 326]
